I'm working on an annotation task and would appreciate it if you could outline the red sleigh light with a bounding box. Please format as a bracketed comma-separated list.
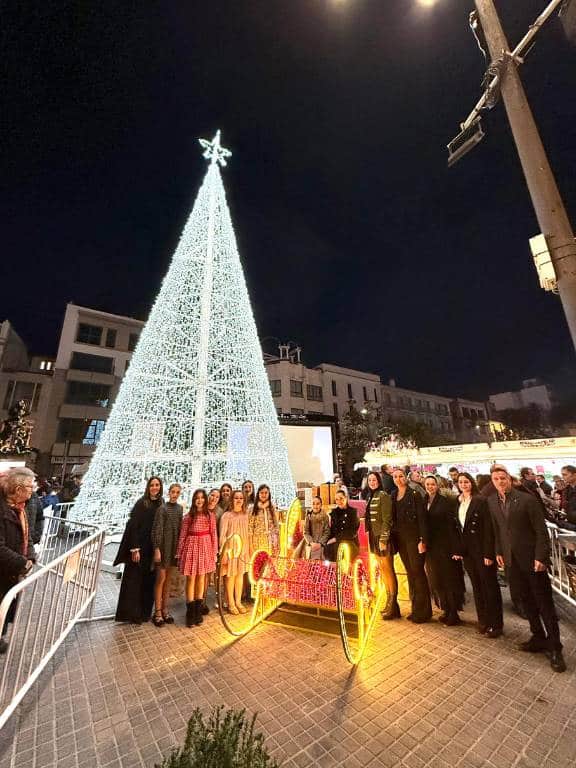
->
[217, 498, 385, 664]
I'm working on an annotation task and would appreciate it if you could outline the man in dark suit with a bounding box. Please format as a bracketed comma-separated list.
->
[488, 466, 565, 673]
[380, 464, 395, 495]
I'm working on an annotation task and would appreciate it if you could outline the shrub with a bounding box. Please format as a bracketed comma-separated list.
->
[156, 706, 280, 768]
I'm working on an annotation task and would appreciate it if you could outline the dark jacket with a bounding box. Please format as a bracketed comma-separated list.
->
[457, 495, 495, 561]
[26, 493, 44, 545]
[426, 493, 461, 556]
[487, 488, 551, 571]
[328, 505, 360, 547]
[113, 496, 163, 566]
[391, 486, 428, 545]
[365, 489, 393, 548]
[0, 495, 35, 600]
[563, 484, 576, 525]
[380, 472, 395, 495]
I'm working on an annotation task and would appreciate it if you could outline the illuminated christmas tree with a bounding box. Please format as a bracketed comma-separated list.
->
[73, 132, 294, 531]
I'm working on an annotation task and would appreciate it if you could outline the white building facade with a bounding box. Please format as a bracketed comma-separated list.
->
[2, 307, 496, 473]
[489, 379, 553, 414]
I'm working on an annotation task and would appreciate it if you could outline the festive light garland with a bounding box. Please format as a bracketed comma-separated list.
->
[72, 131, 295, 531]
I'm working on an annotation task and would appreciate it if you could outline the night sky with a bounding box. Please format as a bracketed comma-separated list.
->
[2, 1, 575, 400]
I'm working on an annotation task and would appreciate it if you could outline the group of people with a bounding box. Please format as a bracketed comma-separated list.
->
[0, 459, 569, 674]
[114, 479, 281, 629]
[354, 463, 566, 673]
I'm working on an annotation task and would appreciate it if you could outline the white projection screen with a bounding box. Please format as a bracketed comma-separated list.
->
[279, 424, 335, 486]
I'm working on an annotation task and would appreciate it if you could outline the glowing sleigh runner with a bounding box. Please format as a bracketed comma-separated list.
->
[216, 500, 385, 665]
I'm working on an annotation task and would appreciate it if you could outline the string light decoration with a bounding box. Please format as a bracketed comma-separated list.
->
[72, 131, 295, 531]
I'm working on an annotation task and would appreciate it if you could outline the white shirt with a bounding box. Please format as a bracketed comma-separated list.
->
[458, 497, 471, 529]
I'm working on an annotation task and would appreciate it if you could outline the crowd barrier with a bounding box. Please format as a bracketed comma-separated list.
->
[548, 524, 576, 609]
[0, 515, 105, 731]
[35, 502, 82, 565]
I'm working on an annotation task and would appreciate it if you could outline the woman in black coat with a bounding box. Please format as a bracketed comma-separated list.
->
[324, 490, 360, 561]
[114, 476, 164, 624]
[455, 472, 503, 638]
[423, 476, 464, 625]
[391, 468, 432, 623]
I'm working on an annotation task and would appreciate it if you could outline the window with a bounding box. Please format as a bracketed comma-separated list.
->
[70, 352, 114, 374]
[374, 388, 378, 403]
[306, 384, 323, 402]
[105, 329, 117, 349]
[463, 407, 470, 418]
[65, 381, 111, 407]
[276, 407, 282, 415]
[291, 408, 304, 415]
[347, 383, 353, 399]
[290, 380, 303, 398]
[128, 332, 139, 352]
[331, 380, 337, 396]
[3, 381, 42, 412]
[76, 323, 102, 346]
[83, 420, 106, 445]
[333, 402, 339, 418]
[270, 380, 282, 397]
[57, 418, 105, 444]
[363, 386, 367, 401]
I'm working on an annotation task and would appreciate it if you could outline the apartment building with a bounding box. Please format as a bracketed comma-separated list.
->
[450, 398, 490, 443]
[379, 380, 453, 436]
[43, 303, 145, 474]
[265, 346, 457, 439]
[489, 379, 553, 414]
[2, 305, 494, 472]
[0, 320, 54, 460]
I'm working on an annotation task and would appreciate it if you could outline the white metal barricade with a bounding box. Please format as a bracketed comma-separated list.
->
[548, 523, 576, 608]
[0, 516, 105, 731]
[35, 503, 81, 565]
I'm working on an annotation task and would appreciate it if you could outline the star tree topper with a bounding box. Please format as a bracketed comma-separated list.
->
[199, 130, 232, 167]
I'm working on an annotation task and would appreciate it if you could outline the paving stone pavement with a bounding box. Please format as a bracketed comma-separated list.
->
[1, 584, 575, 768]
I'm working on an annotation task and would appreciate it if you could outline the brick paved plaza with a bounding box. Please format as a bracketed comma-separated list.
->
[1, 576, 575, 768]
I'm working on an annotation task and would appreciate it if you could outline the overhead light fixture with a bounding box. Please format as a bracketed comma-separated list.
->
[447, 118, 485, 167]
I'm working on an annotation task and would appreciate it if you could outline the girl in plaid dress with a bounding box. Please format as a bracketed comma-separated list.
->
[177, 489, 218, 627]
[219, 490, 251, 614]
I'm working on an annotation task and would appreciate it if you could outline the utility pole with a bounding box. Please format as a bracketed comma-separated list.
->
[473, 0, 576, 353]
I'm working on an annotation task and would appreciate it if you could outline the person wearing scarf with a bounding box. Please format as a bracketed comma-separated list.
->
[0, 468, 36, 654]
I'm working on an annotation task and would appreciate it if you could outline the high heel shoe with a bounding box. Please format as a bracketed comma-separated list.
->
[152, 610, 164, 628]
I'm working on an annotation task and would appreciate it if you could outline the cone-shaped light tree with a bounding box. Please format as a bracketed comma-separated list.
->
[73, 132, 295, 531]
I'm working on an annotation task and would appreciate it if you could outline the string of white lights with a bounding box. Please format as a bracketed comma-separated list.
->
[72, 131, 295, 532]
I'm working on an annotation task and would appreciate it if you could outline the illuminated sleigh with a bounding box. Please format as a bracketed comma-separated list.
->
[216, 499, 385, 664]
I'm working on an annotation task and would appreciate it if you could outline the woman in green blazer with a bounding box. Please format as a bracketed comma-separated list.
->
[365, 472, 398, 620]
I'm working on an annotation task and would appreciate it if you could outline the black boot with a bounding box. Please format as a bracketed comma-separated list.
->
[186, 602, 196, 628]
[200, 601, 210, 615]
[194, 600, 204, 626]
[381, 597, 401, 620]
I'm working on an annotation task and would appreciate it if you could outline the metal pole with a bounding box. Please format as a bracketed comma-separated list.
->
[475, 0, 576, 353]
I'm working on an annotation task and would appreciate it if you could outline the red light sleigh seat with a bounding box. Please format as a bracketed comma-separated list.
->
[216, 499, 385, 664]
